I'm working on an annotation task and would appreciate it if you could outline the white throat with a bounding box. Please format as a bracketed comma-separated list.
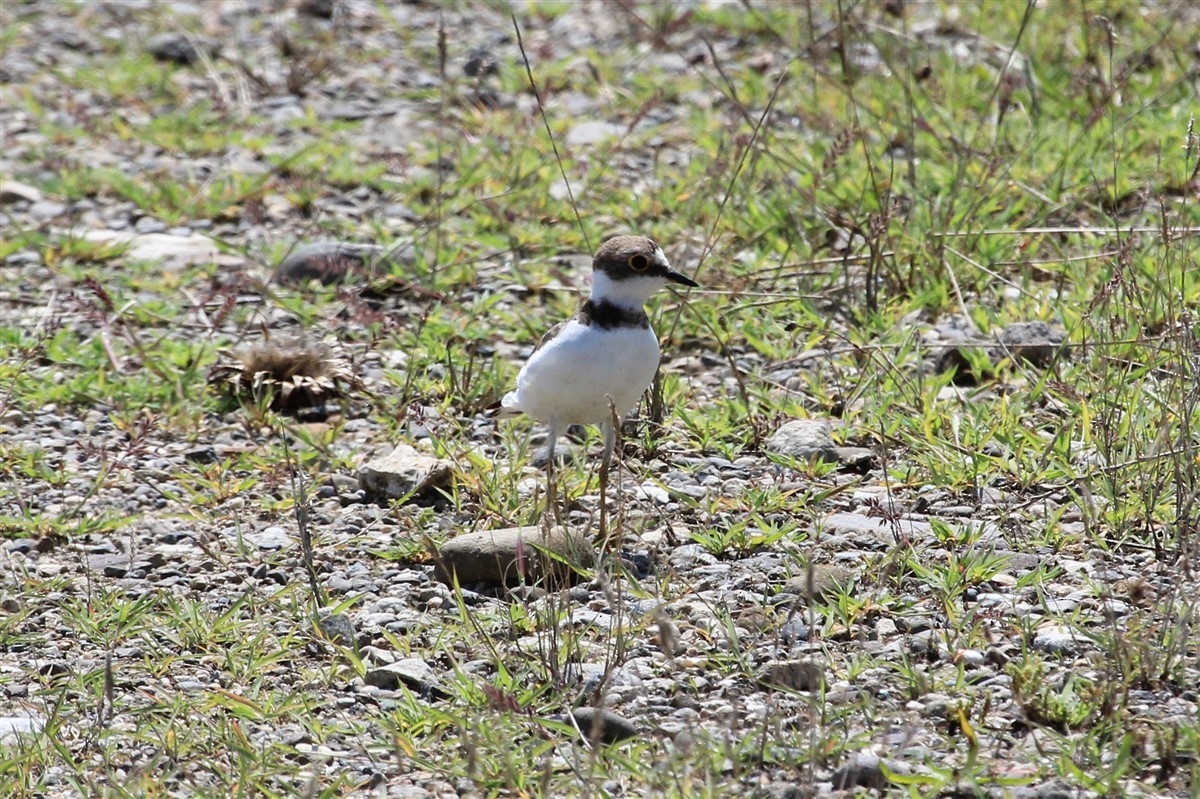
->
[589, 270, 665, 310]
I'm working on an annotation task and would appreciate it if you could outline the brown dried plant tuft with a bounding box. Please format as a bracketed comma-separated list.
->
[208, 339, 359, 414]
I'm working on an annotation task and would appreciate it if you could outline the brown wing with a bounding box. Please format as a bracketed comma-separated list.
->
[531, 317, 572, 354]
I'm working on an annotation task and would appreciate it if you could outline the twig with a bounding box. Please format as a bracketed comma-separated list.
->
[511, 13, 591, 253]
[282, 434, 326, 610]
[934, 226, 1199, 237]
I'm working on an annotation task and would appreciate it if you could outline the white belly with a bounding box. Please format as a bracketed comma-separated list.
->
[506, 321, 661, 426]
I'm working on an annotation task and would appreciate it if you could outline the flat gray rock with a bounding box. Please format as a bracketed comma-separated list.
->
[0, 715, 43, 739]
[363, 658, 448, 698]
[245, 525, 293, 551]
[357, 444, 454, 501]
[819, 511, 999, 547]
[566, 120, 624, 146]
[82, 230, 221, 265]
[434, 525, 593, 586]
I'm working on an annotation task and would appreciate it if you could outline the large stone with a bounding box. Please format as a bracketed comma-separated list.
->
[765, 419, 836, 461]
[357, 444, 453, 500]
[0, 180, 43, 205]
[931, 319, 1068, 383]
[997, 321, 1067, 368]
[555, 708, 638, 745]
[781, 563, 859, 601]
[316, 612, 356, 646]
[831, 753, 890, 790]
[434, 525, 592, 586]
[362, 658, 448, 698]
[757, 659, 824, 692]
[1031, 625, 1085, 656]
[146, 32, 217, 65]
[766, 419, 875, 470]
[273, 241, 416, 287]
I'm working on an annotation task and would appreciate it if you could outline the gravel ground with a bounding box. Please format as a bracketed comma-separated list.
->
[2, 1, 1199, 797]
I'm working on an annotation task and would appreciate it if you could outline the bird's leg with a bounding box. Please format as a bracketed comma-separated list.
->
[598, 421, 611, 549]
[599, 401, 618, 551]
[544, 421, 562, 528]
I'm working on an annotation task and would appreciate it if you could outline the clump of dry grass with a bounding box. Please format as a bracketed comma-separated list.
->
[208, 338, 359, 414]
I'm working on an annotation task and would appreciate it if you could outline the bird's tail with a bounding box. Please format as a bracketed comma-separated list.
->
[487, 391, 524, 419]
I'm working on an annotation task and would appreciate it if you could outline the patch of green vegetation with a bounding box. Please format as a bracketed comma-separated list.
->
[1, 0, 1198, 795]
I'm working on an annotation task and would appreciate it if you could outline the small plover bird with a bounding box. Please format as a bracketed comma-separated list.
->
[501, 235, 698, 533]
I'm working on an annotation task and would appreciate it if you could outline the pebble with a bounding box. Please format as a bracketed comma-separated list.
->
[28, 199, 68, 220]
[565, 121, 624, 146]
[245, 526, 293, 551]
[317, 612, 356, 646]
[1031, 625, 1084, 656]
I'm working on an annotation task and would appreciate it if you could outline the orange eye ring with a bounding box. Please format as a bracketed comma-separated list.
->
[628, 253, 651, 271]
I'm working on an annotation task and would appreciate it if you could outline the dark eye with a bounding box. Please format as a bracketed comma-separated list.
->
[628, 253, 651, 271]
